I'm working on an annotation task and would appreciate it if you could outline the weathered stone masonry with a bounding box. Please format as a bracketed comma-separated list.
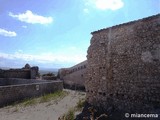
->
[0, 64, 63, 107]
[85, 14, 160, 113]
[0, 78, 63, 107]
[58, 60, 87, 90]
[0, 64, 39, 79]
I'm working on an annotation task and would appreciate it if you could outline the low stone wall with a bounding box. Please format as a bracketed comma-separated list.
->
[0, 78, 63, 107]
[0, 78, 47, 86]
[0, 69, 31, 79]
[42, 76, 57, 80]
[0, 65, 39, 79]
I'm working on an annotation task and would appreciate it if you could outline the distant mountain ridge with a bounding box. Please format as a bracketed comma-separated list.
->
[0, 67, 11, 70]
[39, 68, 59, 75]
[0, 67, 59, 75]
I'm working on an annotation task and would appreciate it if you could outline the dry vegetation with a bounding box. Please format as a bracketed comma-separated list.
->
[11, 90, 68, 108]
[58, 98, 86, 120]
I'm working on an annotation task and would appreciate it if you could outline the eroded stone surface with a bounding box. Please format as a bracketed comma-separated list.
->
[0, 64, 39, 79]
[58, 61, 87, 90]
[85, 14, 160, 113]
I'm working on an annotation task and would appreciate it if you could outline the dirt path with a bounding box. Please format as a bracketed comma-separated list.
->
[0, 89, 86, 120]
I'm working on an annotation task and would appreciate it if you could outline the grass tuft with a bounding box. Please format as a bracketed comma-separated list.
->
[76, 98, 85, 110]
[10, 90, 68, 107]
[65, 108, 75, 120]
[22, 98, 36, 107]
[59, 98, 86, 120]
[59, 108, 75, 120]
[40, 91, 66, 103]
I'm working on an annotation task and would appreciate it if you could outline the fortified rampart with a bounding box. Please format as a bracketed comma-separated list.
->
[42, 76, 57, 80]
[0, 78, 63, 107]
[85, 14, 160, 114]
[58, 60, 87, 90]
[0, 64, 39, 79]
[0, 64, 63, 107]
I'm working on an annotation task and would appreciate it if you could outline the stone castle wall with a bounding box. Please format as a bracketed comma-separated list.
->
[0, 78, 63, 107]
[42, 76, 57, 80]
[85, 14, 160, 113]
[58, 60, 87, 90]
[0, 65, 39, 79]
[0, 69, 31, 79]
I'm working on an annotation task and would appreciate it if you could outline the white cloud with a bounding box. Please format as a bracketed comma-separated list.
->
[9, 10, 53, 24]
[0, 28, 17, 37]
[0, 51, 86, 65]
[85, 0, 124, 11]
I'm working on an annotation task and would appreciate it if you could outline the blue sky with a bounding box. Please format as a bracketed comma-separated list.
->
[0, 0, 159, 69]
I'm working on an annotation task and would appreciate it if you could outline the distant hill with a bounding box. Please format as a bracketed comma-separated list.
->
[39, 68, 59, 75]
[0, 67, 59, 75]
[0, 67, 11, 70]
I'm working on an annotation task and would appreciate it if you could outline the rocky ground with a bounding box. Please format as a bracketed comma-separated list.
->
[0, 89, 86, 120]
